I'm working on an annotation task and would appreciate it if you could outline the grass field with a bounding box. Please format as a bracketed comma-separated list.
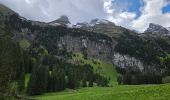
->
[31, 53, 170, 100]
[34, 84, 170, 100]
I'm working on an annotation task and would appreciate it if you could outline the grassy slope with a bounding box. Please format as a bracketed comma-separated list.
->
[35, 84, 170, 100]
[32, 53, 170, 100]
[72, 53, 117, 85]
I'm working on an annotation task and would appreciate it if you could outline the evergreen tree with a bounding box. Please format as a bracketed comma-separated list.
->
[59, 69, 66, 91]
[0, 36, 21, 95]
[67, 68, 79, 89]
[82, 77, 87, 87]
[88, 79, 93, 87]
[28, 65, 49, 95]
[49, 66, 66, 92]
[18, 72, 25, 92]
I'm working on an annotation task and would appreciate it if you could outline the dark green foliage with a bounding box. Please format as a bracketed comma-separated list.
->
[88, 80, 94, 87]
[114, 32, 166, 66]
[117, 74, 123, 85]
[160, 54, 170, 74]
[67, 68, 80, 89]
[82, 77, 87, 87]
[18, 72, 25, 92]
[0, 33, 21, 95]
[94, 73, 109, 87]
[120, 72, 162, 85]
[28, 65, 49, 95]
[48, 66, 66, 92]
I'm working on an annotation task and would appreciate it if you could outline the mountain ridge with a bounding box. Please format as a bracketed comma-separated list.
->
[1, 3, 170, 86]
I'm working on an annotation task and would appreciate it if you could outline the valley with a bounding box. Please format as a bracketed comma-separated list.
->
[0, 2, 170, 100]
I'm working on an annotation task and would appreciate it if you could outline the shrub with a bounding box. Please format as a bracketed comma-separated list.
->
[162, 76, 170, 83]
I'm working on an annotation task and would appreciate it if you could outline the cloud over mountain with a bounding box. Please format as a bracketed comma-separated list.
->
[0, 0, 170, 32]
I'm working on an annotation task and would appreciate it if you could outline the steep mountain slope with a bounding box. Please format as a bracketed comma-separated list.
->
[144, 23, 170, 37]
[74, 19, 170, 84]
[145, 23, 170, 34]
[0, 4, 23, 95]
[74, 19, 131, 39]
[0, 3, 14, 15]
[49, 15, 72, 28]
[1, 3, 170, 86]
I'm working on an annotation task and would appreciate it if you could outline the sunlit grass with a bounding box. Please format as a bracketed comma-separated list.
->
[34, 84, 170, 100]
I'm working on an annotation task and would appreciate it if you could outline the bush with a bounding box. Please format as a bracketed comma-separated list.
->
[162, 76, 170, 83]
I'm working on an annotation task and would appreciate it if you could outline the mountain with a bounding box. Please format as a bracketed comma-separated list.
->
[73, 19, 170, 80]
[1, 3, 170, 87]
[144, 23, 170, 36]
[49, 15, 72, 28]
[166, 27, 170, 31]
[74, 19, 131, 39]
[0, 3, 14, 15]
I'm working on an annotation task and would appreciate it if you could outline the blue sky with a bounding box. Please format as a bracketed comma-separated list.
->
[113, 0, 170, 17]
[113, 0, 144, 18]
[163, 4, 170, 13]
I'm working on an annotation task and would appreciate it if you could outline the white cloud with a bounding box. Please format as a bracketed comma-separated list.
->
[0, 0, 170, 32]
[103, 0, 170, 32]
[0, 0, 106, 23]
[132, 0, 170, 32]
[103, 0, 136, 29]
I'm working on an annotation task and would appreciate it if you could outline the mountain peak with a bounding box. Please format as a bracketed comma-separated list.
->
[144, 23, 170, 35]
[57, 15, 70, 24]
[49, 15, 70, 25]
[90, 19, 115, 26]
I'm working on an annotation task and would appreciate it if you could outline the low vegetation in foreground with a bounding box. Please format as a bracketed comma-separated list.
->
[34, 84, 170, 100]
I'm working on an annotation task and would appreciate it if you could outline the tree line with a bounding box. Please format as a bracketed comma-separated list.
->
[27, 55, 109, 95]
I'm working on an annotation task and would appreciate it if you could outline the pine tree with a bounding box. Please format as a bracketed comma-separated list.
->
[18, 72, 25, 92]
[0, 36, 21, 94]
[28, 65, 49, 95]
[88, 79, 93, 87]
[82, 77, 87, 87]
[50, 66, 57, 92]
[49, 66, 66, 92]
[59, 69, 66, 91]
[67, 68, 79, 89]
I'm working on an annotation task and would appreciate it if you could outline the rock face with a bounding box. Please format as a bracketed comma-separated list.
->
[113, 53, 144, 71]
[144, 23, 170, 36]
[74, 19, 127, 38]
[49, 15, 72, 28]
[59, 35, 112, 61]
[1, 3, 170, 74]
[74, 20, 170, 73]
[167, 27, 170, 31]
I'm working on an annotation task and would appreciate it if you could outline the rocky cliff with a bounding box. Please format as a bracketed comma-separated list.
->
[1, 3, 170, 75]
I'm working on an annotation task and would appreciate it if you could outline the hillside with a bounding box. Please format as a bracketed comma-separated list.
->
[0, 3, 170, 100]
[72, 53, 117, 85]
[0, 3, 14, 15]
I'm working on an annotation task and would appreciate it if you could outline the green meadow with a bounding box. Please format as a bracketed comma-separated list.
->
[34, 84, 170, 100]
[30, 53, 170, 100]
